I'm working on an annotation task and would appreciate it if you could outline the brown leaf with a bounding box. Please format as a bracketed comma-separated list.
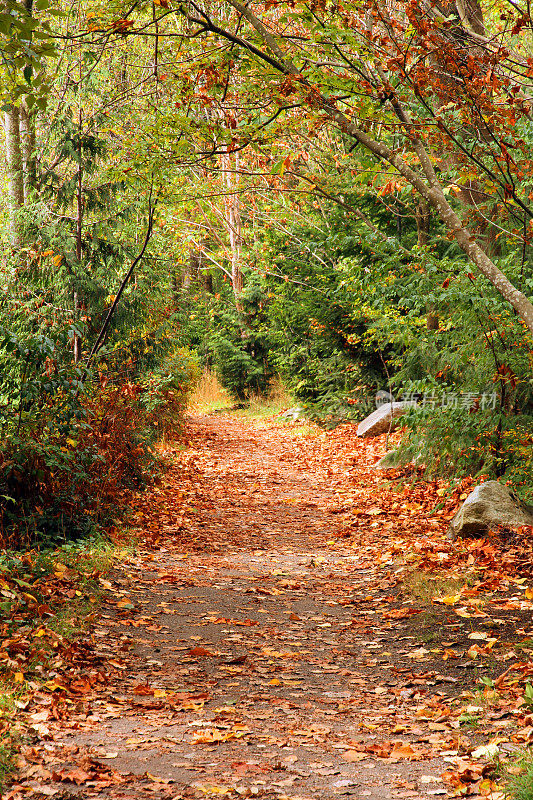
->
[52, 767, 92, 785]
[189, 646, 214, 657]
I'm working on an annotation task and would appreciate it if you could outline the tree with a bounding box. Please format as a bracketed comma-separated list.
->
[1, 0, 62, 253]
[3, 102, 24, 246]
[157, 0, 533, 335]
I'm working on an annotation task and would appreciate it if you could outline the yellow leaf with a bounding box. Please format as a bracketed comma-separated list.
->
[192, 727, 249, 744]
[154, 689, 167, 698]
[53, 254, 62, 266]
[45, 681, 68, 691]
[467, 644, 481, 659]
[14, 672, 24, 683]
[525, 587, 533, 600]
[438, 593, 461, 605]
[269, 678, 281, 686]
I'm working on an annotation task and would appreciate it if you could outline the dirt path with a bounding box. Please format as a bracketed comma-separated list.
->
[14, 415, 532, 800]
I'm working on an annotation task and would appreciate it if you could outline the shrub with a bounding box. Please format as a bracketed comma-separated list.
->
[0, 331, 198, 548]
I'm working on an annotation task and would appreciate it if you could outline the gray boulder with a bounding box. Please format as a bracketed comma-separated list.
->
[357, 401, 416, 438]
[448, 481, 533, 539]
[280, 406, 305, 421]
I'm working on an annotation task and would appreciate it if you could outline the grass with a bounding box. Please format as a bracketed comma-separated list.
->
[47, 533, 137, 638]
[502, 749, 533, 800]
[400, 568, 465, 603]
[188, 371, 298, 422]
[458, 712, 481, 729]
[188, 369, 232, 414]
[234, 379, 295, 422]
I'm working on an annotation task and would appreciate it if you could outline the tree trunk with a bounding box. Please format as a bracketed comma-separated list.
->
[19, 101, 36, 201]
[74, 112, 83, 363]
[4, 106, 25, 248]
[415, 200, 438, 329]
[416, 200, 430, 247]
[222, 150, 245, 322]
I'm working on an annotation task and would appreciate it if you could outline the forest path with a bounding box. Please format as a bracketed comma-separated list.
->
[18, 414, 488, 800]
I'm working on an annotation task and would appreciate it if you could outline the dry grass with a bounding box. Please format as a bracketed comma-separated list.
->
[401, 568, 465, 603]
[188, 371, 295, 419]
[188, 370, 232, 414]
[245, 377, 294, 419]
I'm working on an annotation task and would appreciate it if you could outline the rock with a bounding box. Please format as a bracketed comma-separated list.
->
[448, 481, 533, 539]
[356, 401, 416, 438]
[280, 406, 305, 421]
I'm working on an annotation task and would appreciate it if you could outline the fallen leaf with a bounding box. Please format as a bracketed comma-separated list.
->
[189, 646, 214, 657]
[342, 750, 368, 762]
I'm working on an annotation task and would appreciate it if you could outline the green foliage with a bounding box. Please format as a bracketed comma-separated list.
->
[138, 348, 200, 438]
[0, 0, 58, 109]
[179, 275, 273, 402]
[209, 332, 268, 402]
[248, 196, 401, 421]
[379, 256, 533, 495]
[0, 224, 196, 548]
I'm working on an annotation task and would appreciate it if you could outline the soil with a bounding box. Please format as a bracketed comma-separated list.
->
[11, 414, 533, 800]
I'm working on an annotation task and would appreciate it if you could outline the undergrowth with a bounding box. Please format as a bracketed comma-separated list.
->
[0, 688, 20, 795]
[0, 531, 136, 790]
[503, 749, 533, 800]
[188, 369, 232, 414]
[0, 352, 197, 549]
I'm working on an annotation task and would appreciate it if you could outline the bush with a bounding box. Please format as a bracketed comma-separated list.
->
[0, 330, 198, 548]
[138, 348, 200, 438]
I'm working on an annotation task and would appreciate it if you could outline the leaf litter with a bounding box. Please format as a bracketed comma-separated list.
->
[3, 413, 533, 800]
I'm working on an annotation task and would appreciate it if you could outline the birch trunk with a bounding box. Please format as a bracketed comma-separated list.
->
[73, 113, 83, 364]
[222, 150, 245, 319]
[19, 101, 36, 201]
[4, 106, 24, 248]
